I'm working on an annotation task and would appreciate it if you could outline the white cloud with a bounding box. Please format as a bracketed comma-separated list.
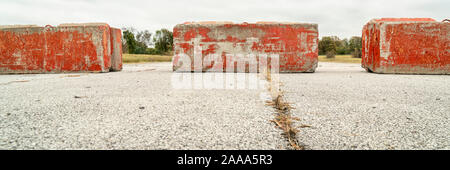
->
[0, 0, 448, 38]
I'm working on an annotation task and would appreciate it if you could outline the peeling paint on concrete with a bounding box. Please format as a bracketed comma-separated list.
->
[110, 28, 123, 71]
[173, 22, 319, 73]
[0, 23, 123, 74]
[362, 18, 450, 74]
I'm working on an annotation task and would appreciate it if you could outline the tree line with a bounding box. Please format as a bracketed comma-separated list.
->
[319, 36, 362, 58]
[122, 27, 173, 55]
[121, 27, 362, 58]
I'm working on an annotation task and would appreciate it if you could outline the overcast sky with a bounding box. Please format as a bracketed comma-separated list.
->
[1, 0, 448, 38]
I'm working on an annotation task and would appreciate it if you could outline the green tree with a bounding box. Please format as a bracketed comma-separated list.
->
[134, 41, 149, 54]
[319, 36, 337, 58]
[336, 38, 349, 55]
[136, 30, 153, 47]
[349, 36, 362, 58]
[319, 36, 362, 57]
[153, 29, 173, 54]
[122, 28, 155, 54]
[122, 30, 137, 54]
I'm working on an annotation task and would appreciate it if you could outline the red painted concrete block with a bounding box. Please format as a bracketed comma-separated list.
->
[110, 28, 123, 71]
[362, 18, 450, 74]
[173, 22, 318, 73]
[0, 23, 123, 74]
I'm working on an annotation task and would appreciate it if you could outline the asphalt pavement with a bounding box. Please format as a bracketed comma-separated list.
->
[1, 62, 448, 150]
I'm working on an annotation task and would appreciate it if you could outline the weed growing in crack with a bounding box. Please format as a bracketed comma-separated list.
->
[264, 68, 304, 150]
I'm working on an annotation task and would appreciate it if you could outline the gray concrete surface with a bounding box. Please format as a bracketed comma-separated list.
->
[0, 62, 285, 150]
[1, 62, 449, 150]
[282, 62, 450, 150]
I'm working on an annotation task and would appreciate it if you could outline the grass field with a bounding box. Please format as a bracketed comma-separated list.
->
[122, 54, 361, 64]
[123, 54, 172, 63]
[318, 55, 362, 63]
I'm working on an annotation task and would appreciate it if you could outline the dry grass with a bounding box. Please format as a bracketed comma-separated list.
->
[123, 54, 172, 63]
[318, 55, 361, 64]
[63, 75, 81, 78]
[0, 80, 30, 85]
[264, 68, 303, 150]
[124, 54, 359, 64]
[267, 94, 303, 150]
[124, 54, 360, 64]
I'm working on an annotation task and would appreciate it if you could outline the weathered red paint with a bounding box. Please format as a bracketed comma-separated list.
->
[0, 23, 123, 74]
[362, 18, 450, 74]
[110, 28, 123, 71]
[173, 22, 318, 73]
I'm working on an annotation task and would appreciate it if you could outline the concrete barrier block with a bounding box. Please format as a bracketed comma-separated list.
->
[110, 28, 123, 71]
[0, 23, 122, 74]
[173, 22, 318, 73]
[362, 18, 450, 74]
